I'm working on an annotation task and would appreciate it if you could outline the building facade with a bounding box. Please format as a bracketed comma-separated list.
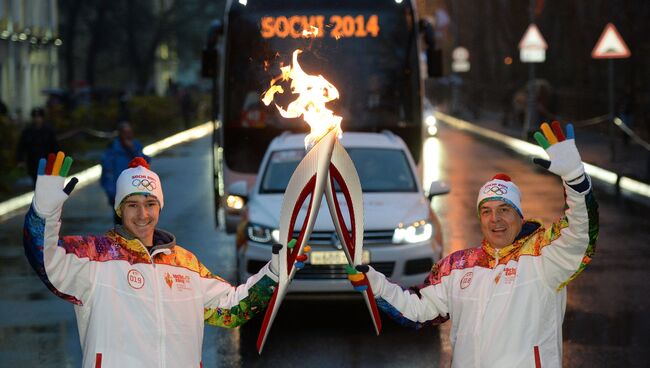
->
[0, 0, 60, 121]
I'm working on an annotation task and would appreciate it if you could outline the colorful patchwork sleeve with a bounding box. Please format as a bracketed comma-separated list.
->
[202, 262, 277, 328]
[366, 264, 450, 329]
[540, 177, 599, 291]
[23, 205, 98, 305]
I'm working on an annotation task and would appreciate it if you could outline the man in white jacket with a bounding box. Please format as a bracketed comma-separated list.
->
[349, 122, 599, 367]
[23, 155, 301, 367]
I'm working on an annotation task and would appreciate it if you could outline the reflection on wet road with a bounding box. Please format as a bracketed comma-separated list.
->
[0, 125, 648, 367]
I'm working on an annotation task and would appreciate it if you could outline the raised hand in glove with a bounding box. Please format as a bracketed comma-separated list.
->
[33, 152, 78, 218]
[533, 122, 585, 184]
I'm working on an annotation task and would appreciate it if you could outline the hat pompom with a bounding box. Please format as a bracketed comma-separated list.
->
[492, 173, 512, 182]
[128, 157, 150, 169]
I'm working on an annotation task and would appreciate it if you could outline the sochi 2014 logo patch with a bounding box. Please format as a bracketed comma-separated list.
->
[460, 272, 473, 289]
[163, 272, 192, 292]
[127, 269, 145, 289]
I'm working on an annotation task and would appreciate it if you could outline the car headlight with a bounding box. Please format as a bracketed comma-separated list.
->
[247, 223, 280, 244]
[392, 220, 433, 244]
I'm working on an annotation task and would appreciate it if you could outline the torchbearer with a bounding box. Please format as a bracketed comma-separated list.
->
[23, 154, 285, 367]
[349, 122, 599, 368]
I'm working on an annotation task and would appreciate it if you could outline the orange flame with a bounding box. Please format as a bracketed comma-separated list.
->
[262, 49, 342, 147]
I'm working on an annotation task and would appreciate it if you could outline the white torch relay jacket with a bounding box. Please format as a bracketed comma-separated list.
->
[366, 178, 598, 368]
[23, 204, 278, 368]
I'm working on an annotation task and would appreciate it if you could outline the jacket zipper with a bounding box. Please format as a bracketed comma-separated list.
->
[138, 242, 167, 368]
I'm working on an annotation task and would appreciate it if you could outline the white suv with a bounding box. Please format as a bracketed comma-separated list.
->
[232, 131, 449, 292]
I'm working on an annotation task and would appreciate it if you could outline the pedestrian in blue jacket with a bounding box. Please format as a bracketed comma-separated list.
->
[100, 121, 150, 223]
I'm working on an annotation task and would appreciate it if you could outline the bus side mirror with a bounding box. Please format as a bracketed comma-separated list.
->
[427, 180, 450, 201]
[201, 20, 223, 78]
[419, 19, 443, 78]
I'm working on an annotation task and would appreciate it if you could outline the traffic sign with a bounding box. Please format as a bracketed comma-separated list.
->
[451, 47, 470, 72]
[592, 23, 630, 59]
[519, 24, 547, 63]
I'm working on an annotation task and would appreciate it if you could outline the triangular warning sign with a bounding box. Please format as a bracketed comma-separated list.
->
[518, 24, 548, 50]
[592, 23, 630, 59]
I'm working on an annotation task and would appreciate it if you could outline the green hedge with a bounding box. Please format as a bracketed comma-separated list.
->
[2, 95, 199, 199]
[129, 96, 184, 138]
[0, 116, 18, 192]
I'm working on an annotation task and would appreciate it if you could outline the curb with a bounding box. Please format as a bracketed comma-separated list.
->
[435, 111, 650, 200]
[0, 122, 214, 221]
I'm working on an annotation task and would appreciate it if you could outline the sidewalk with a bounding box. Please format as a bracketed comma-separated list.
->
[444, 109, 650, 185]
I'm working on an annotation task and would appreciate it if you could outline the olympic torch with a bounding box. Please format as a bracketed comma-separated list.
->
[256, 49, 381, 354]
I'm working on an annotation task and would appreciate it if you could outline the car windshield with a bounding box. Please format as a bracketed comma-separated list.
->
[261, 148, 417, 193]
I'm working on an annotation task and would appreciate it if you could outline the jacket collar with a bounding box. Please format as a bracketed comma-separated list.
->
[114, 225, 176, 254]
[481, 219, 543, 261]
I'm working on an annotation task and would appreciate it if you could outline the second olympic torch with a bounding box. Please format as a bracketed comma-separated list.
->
[256, 50, 382, 353]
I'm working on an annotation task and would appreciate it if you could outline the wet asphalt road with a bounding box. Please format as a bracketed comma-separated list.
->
[0, 125, 648, 367]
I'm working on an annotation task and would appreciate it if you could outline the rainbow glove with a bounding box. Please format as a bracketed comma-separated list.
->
[285, 238, 311, 270]
[533, 122, 585, 183]
[269, 239, 311, 277]
[33, 152, 79, 218]
[347, 264, 369, 292]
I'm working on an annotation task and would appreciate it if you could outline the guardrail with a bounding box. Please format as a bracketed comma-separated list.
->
[435, 111, 650, 200]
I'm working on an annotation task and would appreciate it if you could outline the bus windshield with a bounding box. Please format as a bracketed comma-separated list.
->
[224, 0, 421, 173]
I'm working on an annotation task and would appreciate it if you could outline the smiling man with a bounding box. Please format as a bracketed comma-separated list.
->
[349, 122, 599, 367]
[24, 155, 285, 367]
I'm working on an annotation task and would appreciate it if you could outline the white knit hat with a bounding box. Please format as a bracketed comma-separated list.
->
[476, 173, 522, 218]
[114, 157, 164, 213]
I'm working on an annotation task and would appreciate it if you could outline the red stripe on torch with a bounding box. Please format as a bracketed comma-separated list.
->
[257, 175, 316, 353]
[534, 346, 541, 367]
[256, 287, 279, 351]
[328, 165, 355, 257]
[286, 176, 316, 271]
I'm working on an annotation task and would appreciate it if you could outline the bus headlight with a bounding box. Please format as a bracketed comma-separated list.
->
[425, 115, 438, 136]
[247, 223, 280, 244]
[392, 220, 433, 244]
[226, 195, 245, 210]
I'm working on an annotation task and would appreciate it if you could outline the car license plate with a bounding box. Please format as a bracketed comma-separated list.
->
[309, 250, 370, 265]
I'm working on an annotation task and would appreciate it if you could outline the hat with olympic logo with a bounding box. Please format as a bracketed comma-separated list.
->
[476, 173, 523, 218]
[114, 157, 164, 213]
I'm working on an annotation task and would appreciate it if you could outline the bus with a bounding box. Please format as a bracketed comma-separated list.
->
[203, 0, 440, 232]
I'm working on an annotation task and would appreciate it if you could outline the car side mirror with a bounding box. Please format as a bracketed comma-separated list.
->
[427, 180, 450, 201]
[226, 180, 248, 211]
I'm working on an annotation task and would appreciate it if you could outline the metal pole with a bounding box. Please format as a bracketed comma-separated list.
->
[608, 59, 616, 161]
[523, 0, 537, 140]
[524, 63, 536, 140]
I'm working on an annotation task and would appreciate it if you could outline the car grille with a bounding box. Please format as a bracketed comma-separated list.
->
[294, 262, 395, 280]
[291, 230, 394, 246]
